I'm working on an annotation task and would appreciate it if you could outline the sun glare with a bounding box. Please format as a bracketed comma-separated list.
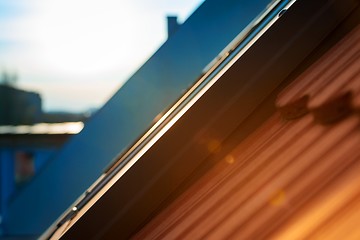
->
[0, 0, 205, 111]
[25, 0, 158, 77]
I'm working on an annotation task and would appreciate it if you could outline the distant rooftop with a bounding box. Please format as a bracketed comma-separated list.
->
[0, 122, 84, 135]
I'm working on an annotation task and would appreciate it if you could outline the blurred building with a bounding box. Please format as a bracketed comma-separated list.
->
[0, 84, 86, 238]
[0, 123, 84, 238]
[0, 85, 42, 126]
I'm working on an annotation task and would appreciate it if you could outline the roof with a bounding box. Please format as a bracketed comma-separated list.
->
[277, 25, 360, 123]
[41, 0, 360, 238]
[133, 117, 360, 239]
[133, 9, 360, 240]
[0, 122, 83, 135]
[5, 0, 274, 236]
[0, 122, 83, 148]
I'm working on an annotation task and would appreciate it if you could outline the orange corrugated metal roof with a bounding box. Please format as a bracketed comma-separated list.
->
[277, 25, 360, 123]
[132, 19, 360, 240]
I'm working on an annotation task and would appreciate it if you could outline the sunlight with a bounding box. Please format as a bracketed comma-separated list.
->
[26, 0, 158, 76]
[0, 0, 205, 111]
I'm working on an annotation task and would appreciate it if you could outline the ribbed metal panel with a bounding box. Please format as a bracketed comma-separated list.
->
[133, 114, 359, 239]
[277, 25, 360, 123]
[133, 18, 360, 240]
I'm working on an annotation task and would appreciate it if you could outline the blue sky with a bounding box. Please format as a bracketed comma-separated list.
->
[0, 0, 204, 112]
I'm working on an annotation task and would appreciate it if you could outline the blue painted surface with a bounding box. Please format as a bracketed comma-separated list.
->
[0, 147, 57, 237]
[0, 149, 15, 227]
[5, 0, 271, 236]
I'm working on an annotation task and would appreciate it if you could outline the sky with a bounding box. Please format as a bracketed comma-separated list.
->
[0, 0, 204, 112]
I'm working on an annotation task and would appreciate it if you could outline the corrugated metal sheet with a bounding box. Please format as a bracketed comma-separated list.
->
[277, 25, 360, 123]
[132, 19, 360, 240]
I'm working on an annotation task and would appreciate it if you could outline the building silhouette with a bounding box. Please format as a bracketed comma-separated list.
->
[0, 85, 42, 125]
